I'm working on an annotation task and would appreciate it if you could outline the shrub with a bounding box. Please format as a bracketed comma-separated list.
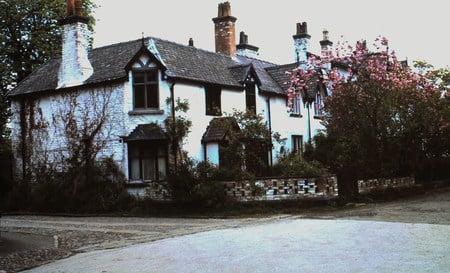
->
[166, 160, 226, 207]
[25, 157, 133, 213]
[273, 154, 328, 178]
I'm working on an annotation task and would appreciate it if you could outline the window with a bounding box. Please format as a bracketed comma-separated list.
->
[314, 92, 324, 117]
[133, 70, 159, 109]
[128, 141, 167, 181]
[292, 135, 303, 155]
[245, 82, 256, 114]
[291, 93, 302, 116]
[205, 86, 222, 116]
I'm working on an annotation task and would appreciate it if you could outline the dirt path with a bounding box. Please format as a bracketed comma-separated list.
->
[331, 186, 450, 225]
[1, 187, 449, 272]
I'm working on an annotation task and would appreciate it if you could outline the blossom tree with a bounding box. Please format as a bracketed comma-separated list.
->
[288, 36, 449, 196]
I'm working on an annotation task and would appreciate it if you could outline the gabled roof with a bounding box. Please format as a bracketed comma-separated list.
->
[10, 37, 289, 97]
[202, 117, 239, 143]
[124, 123, 167, 142]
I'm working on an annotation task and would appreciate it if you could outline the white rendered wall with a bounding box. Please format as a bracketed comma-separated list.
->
[205, 143, 220, 165]
[174, 82, 246, 163]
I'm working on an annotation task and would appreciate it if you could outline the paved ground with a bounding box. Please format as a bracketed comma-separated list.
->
[1, 187, 449, 272]
[20, 219, 450, 273]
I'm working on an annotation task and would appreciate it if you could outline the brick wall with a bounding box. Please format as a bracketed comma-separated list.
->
[358, 177, 415, 193]
[224, 176, 338, 201]
[140, 176, 338, 201]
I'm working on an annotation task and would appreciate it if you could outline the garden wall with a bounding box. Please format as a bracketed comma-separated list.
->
[133, 176, 339, 201]
[223, 176, 338, 201]
[357, 177, 415, 194]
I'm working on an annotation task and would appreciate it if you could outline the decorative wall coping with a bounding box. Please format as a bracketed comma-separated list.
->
[357, 177, 415, 193]
[223, 176, 338, 202]
[130, 175, 339, 202]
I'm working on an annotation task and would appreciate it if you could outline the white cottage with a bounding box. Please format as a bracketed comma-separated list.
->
[9, 1, 332, 186]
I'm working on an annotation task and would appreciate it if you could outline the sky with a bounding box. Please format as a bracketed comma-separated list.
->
[91, 0, 449, 69]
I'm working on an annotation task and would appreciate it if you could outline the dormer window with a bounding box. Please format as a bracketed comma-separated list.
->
[133, 69, 159, 110]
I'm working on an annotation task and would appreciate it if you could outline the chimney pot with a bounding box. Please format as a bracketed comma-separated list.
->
[212, 2, 237, 56]
[218, 2, 232, 17]
[322, 29, 329, 41]
[75, 0, 83, 16]
[189, 38, 194, 47]
[67, 0, 75, 16]
[293, 21, 311, 63]
[239, 31, 248, 45]
[296, 22, 308, 36]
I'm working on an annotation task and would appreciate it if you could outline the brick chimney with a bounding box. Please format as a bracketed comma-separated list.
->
[58, 0, 93, 88]
[236, 31, 259, 58]
[293, 22, 311, 63]
[212, 2, 237, 56]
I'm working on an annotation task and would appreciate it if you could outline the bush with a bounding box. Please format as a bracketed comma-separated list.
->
[273, 154, 328, 178]
[166, 160, 226, 207]
[0, 144, 14, 210]
[20, 157, 135, 213]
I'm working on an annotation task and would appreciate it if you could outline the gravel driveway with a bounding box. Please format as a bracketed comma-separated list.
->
[1, 187, 449, 272]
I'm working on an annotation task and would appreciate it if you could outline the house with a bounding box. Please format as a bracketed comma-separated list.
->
[8, 1, 333, 186]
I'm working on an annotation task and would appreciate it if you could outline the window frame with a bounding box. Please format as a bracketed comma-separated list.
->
[205, 85, 222, 116]
[314, 91, 324, 117]
[132, 68, 160, 110]
[245, 80, 256, 114]
[290, 92, 302, 117]
[128, 141, 167, 182]
[292, 135, 303, 155]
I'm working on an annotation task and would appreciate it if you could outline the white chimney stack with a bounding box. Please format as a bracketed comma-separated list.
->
[58, 0, 93, 88]
[293, 22, 310, 63]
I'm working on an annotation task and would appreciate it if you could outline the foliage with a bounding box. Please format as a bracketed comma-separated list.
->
[288, 36, 449, 196]
[34, 158, 131, 213]
[166, 159, 226, 207]
[273, 153, 328, 178]
[3, 157, 133, 213]
[49, 89, 116, 195]
[214, 109, 272, 177]
[0, 0, 96, 204]
[164, 98, 192, 165]
[0, 139, 13, 210]
[0, 0, 96, 92]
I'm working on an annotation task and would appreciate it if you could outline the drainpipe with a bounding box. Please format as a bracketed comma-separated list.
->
[307, 103, 312, 142]
[266, 96, 273, 167]
[169, 82, 177, 171]
[19, 99, 27, 182]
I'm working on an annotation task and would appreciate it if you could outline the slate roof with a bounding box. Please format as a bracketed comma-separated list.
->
[265, 63, 298, 92]
[202, 117, 239, 143]
[10, 37, 292, 97]
[124, 123, 167, 142]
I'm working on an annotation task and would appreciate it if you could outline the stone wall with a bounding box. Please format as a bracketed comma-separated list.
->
[358, 177, 415, 193]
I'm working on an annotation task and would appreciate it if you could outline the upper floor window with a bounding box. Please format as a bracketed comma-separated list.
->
[205, 85, 222, 116]
[314, 92, 324, 117]
[133, 69, 159, 110]
[245, 80, 256, 114]
[291, 93, 302, 117]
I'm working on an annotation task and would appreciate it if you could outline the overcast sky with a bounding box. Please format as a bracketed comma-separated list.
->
[91, 0, 449, 69]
